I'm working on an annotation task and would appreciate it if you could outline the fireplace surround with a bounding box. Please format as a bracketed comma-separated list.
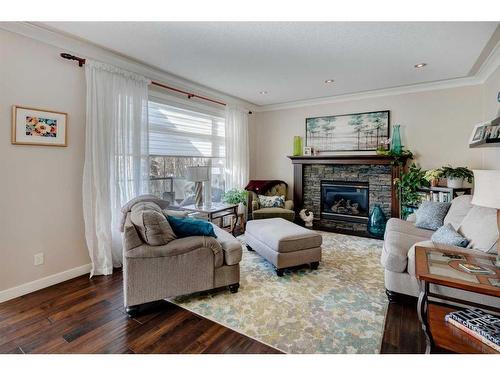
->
[288, 155, 406, 236]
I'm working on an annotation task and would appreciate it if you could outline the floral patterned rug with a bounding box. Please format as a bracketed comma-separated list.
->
[172, 231, 387, 353]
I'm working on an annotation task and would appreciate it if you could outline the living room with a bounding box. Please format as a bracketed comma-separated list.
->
[1, 2, 499, 373]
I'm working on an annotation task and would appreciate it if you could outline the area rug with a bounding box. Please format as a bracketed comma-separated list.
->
[172, 232, 387, 353]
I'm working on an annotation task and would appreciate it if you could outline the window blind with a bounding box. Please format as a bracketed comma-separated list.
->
[149, 100, 225, 157]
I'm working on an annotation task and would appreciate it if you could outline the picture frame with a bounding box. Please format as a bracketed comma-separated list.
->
[305, 110, 390, 153]
[469, 123, 487, 145]
[12, 105, 68, 147]
[303, 146, 312, 156]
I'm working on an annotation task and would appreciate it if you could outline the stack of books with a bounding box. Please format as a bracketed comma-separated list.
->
[417, 190, 452, 203]
[445, 308, 500, 352]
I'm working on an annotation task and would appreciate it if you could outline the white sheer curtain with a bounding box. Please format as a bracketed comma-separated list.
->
[224, 105, 249, 190]
[83, 60, 150, 276]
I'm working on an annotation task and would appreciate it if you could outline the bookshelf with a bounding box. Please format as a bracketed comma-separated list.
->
[402, 186, 472, 218]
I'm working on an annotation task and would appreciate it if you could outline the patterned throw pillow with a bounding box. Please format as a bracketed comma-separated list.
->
[415, 201, 451, 230]
[258, 195, 285, 208]
[431, 223, 470, 248]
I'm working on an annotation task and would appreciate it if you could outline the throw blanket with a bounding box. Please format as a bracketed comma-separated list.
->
[245, 180, 287, 194]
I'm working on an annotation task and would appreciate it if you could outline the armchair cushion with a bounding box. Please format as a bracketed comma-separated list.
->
[125, 236, 223, 268]
[130, 202, 177, 246]
[167, 216, 217, 239]
[253, 207, 296, 221]
[258, 194, 285, 208]
[284, 200, 294, 211]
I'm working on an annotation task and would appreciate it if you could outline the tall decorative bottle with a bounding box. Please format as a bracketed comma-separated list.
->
[390, 124, 402, 155]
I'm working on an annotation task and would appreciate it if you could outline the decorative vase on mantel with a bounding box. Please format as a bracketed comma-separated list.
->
[293, 136, 303, 156]
[368, 204, 387, 238]
[390, 124, 402, 155]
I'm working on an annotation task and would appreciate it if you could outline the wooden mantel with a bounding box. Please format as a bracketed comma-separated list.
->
[288, 154, 401, 165]
[288, 154, 408, 220]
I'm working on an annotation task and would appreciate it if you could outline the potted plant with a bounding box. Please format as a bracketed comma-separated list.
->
[222, 188, 248, 215]
[394, 163, 429, 219]
[424, 168, 443, 187]
[440, 166, 473, 188]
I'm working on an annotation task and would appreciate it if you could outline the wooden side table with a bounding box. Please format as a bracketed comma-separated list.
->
[414, 246, 500, 354]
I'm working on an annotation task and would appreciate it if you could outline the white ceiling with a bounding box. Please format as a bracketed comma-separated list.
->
[44, 22, 498, 106]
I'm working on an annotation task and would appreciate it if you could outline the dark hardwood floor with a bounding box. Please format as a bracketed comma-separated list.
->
[380, 295, 426, 354]
[0, 271, 426, 354]
[0, 271, 280, 354]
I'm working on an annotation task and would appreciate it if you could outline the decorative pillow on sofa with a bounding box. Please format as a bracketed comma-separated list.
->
[166, 216, 217, 238]
[415, 201, 451, 230]
[458, 205, 499, 253]
[130, 202, 177, 246]
[258, 195, 285, 208]
[431, 223, 470, 248]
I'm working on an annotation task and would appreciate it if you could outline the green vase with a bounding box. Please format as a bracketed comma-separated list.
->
[368, 204, 387, 238]
[293, 136, 303, 156]
[390, 124, 402, 155]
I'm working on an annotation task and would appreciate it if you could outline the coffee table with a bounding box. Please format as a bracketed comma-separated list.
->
[180, 202, 239, 234]
[414, 246, 500, 354]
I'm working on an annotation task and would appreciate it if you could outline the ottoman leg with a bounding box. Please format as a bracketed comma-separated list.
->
[311, 262, 319, 270]
[276, 268, 284, 277]
[246, 244, 255, 252]
[228, 283, 240, 293]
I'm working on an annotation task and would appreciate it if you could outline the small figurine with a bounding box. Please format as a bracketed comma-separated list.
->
[299, 209, 314, 227]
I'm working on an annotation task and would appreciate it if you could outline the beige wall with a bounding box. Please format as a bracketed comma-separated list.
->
[481, 65, 500, 169]
[0, 30, 90, 291]
[251, 85, 489, 194]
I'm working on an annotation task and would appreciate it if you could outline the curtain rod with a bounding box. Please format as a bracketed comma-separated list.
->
[60, 53, 252, 114]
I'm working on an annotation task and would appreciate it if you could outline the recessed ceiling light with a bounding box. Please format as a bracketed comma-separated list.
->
[259, 91, 268, 94]
[324, 79, 335, 83]
[414, 63, 427, 68]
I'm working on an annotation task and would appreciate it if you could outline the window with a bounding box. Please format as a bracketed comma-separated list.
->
[148, 100, 225, 205]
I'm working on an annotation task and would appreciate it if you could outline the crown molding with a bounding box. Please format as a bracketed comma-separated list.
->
[475, 41, 500, 84]
[255, 76, 483, 112]
[0, 22, 257, 112]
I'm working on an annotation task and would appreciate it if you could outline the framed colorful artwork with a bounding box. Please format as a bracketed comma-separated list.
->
[305, 110, 390, 153]
[12, 105, 68, 146]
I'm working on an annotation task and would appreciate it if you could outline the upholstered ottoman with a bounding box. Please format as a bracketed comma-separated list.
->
[245, 218, 322, 276]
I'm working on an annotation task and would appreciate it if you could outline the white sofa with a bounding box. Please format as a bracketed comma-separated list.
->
[380, 195, 499, 308]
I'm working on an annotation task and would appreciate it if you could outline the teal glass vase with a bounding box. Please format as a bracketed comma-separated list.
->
[368, 204, 387, 238]
[390, 124, 402, 155]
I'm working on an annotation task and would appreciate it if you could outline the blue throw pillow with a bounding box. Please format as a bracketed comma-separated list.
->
[431, 223, 470, 248]
[166, 216, 217, 238]
[415, 201, 451, 230]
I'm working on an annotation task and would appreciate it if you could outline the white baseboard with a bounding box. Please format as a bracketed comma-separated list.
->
[0, 263, 92, 303]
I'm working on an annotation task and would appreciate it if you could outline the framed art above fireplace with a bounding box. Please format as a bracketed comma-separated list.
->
[305, 110, 390, 153]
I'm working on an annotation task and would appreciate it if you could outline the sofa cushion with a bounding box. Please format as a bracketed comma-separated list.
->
[381, 218, 434, 273]
[130, 202, 177, 246]
[212, 225, 242, 266]
[443, 195, 473, 230]
[415, 201, 451, 230]
[431, 223, 469, 248]
[458, 205, 499, 253]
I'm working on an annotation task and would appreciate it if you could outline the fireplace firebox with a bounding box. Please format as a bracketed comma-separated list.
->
[321, 181, 369, 223]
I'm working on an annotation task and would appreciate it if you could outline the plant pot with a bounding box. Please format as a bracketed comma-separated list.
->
[447, 177, 463, 189]
[430, 179, 439, 187]
[237, 202, 246, 215]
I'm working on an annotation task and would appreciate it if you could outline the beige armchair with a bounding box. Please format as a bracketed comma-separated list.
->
[247, 182, 295, 222]
[121, 197, 242, 316]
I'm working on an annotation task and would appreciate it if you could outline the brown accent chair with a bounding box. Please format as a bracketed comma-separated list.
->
[247, 182, 295, 222]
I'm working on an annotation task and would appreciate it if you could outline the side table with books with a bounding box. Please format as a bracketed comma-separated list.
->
[414, 246, 500, 354]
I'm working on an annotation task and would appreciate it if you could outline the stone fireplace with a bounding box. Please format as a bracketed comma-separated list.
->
[288, 155, 405, 236]
[321, 180, 369, 222]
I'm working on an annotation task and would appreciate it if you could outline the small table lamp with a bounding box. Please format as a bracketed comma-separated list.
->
[471, 170, 500, 267]
[186, 165, 210, 208]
